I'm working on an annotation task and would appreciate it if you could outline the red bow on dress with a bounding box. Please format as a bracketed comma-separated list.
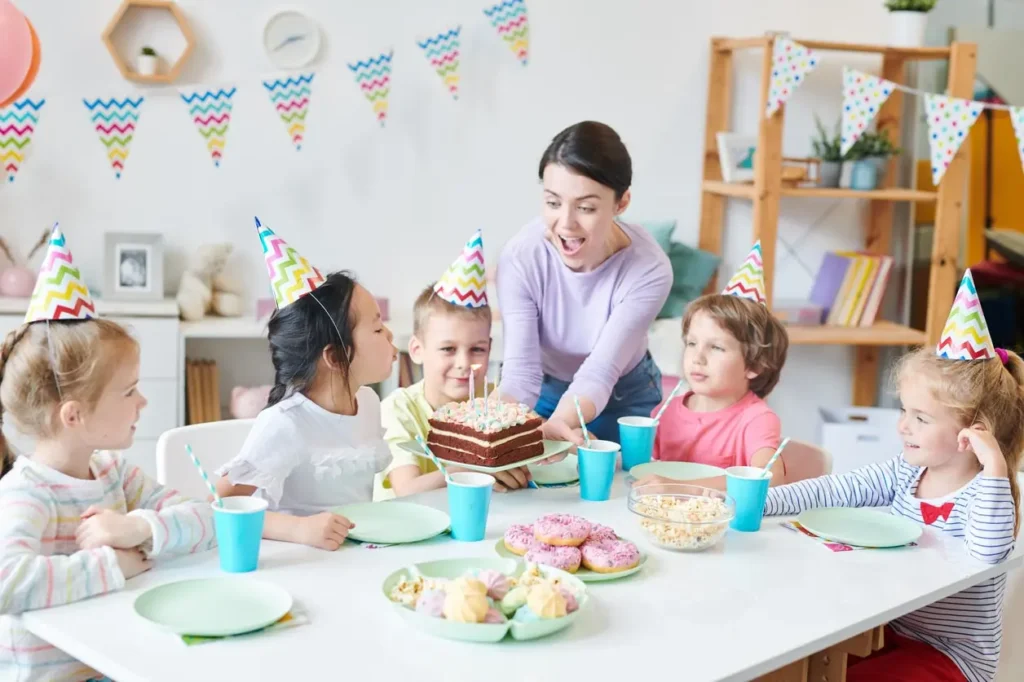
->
[921, 501, 955, 525]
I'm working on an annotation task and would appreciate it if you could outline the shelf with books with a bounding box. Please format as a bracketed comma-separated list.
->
[787, 322, 927, 346]
[701, 180, 937, 203]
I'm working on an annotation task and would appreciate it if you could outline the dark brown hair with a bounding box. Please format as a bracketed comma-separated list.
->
[538, 121, 632, 200]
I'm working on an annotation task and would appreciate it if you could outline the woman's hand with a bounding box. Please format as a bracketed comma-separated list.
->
[539, 416, 584, 462]
[77, 507, 152, 550]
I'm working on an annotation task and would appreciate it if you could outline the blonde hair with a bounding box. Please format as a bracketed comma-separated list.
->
[0, 319, 138, 478]
[895, 347, 1024, 535]
[412, 283, 492, 338]
[681, 294, 790, 398]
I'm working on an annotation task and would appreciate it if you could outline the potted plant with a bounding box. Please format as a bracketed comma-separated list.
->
[137, 46, 159, 76]
[847, 130, 901, 190]
[885, 0, 938, 48]
[811, 116, 844, 188]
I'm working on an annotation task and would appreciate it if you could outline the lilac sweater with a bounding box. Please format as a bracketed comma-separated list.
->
[496, 217, 673, 415]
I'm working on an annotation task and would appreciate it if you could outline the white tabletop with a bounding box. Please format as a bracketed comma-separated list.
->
[23, 478, 1022, 682]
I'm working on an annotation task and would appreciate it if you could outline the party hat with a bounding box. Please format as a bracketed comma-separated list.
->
[255, 217, 326, 309]
[936, 269, 996, 361]
[721, 241, 767, 305]
[433, 229, 487, 308]
[24, 224, 97, 323]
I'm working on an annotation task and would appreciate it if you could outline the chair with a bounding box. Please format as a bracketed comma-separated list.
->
[779, 439, 832, 484]
[155, 419, 254, 499]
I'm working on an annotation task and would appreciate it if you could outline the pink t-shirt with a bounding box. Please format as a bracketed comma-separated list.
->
[651, 391, 781, 469]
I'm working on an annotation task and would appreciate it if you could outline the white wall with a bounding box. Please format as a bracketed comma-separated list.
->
[1, 0, 900, 444]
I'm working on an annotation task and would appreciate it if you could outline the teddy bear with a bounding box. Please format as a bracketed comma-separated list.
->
[176, 242, 244, 321]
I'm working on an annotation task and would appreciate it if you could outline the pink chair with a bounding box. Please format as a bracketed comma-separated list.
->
[779, 439, 832, 484]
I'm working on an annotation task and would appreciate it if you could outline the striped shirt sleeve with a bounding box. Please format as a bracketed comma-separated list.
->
[765, 456, 902, 516]
[118, 458, 217, 558]
[964, 475, 1017, 564]
[0, 489, 124, 615]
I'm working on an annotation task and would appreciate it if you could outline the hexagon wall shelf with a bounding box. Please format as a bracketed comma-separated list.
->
[102, 0, 195, 84]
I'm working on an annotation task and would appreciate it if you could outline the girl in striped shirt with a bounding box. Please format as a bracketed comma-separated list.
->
[766, 346, 1024, 682]
[0, 319, 217, 682]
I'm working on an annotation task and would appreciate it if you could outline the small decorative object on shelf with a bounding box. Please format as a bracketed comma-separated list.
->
[175, 242, 243, 321]
[716, 132, 757, 183]
[811, 116, 844, 188]
[137, 45, 158, 76]
[884, 0, 937, 48]
[101, 0, 195, 84]
[845, 130, 900, 190]
[104, 231, 165, 302]
[0, 227, 48, 298]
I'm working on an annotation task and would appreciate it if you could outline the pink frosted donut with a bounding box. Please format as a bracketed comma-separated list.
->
[534, 514, 591, 547]
[503, 524, 536, 556]
[588, 523, 618, 542]
[525, 543, 582, 573]
[580, 537, 641, 574]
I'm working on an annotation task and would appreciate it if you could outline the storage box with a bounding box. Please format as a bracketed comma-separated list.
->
[819, 407, 903, 474]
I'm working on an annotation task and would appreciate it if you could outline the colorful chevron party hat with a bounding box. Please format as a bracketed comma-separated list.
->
[255, 217, 326, 309]
[721, 240, 767, 305]
[24, 224, 97, 323]
[936, 269, 996, 361]
[434, 229, 487, 308]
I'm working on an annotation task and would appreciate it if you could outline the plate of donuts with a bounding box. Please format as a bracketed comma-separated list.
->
[495, 514, 647, 582]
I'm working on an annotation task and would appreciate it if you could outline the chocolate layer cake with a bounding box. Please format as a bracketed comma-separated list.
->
[427, 399, 544, 468]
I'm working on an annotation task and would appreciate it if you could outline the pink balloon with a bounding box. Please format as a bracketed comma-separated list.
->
[0, 0, 33, 105]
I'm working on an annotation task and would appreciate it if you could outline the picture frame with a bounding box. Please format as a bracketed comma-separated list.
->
[716, 132, 758, 183]
[104, 232, 164, 301]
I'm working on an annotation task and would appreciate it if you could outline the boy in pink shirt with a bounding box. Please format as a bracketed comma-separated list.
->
[645, 242, 790, 484]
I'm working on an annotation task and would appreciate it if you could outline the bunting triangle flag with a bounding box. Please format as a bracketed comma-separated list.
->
[434, 229, 487, 308]
[348, 51, 393, 127]
[721, 241, 767, 306]
[936, 269, 996, 361]
[24, 224, 97, 324]
[180, 87, 236, 167]
[418, 26, 461, 100]
[483, 0, 529, 66]
[0, 97, 45, 183]
[255, 217, 325, 309]
[765, 38, 819, 118]
[262, 73, 314, 151]
[841, 68, 896, 156]
[1009, 107, 1024, 180]
[925, 94, 984, 186]
[83, 96, 144, 179]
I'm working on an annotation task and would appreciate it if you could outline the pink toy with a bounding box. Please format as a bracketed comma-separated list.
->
[580, 537, 641, 574]
[525, 544, 582, 573]
[502, 524, 536, 556]
[230, 385, 272, 419]
[534, 514, 591, 547]
[0, 227, 48, 298]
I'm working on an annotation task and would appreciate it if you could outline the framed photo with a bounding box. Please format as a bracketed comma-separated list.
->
[104, 232, 164, 301]
[716, 132, 758, 183]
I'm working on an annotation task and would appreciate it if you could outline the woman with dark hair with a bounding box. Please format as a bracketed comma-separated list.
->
[497, 121, 673, 445]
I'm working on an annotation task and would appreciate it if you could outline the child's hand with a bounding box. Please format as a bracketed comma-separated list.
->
[77, 507, 152, 550]
[493, 467, 531, 493]
[958, 424, 1008, 477]
[297, 512, 355, 551]
[114, 548, 152, 580]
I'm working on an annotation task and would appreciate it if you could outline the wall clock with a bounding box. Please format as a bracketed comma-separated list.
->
[262, 9, 321, 70]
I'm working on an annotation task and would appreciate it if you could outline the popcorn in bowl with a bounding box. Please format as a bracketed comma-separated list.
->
[628, 484, 735, 551]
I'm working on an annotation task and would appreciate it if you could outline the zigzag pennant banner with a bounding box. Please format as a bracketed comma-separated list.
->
[0, 97, 44, 183]
[483, 0, 529, 66]
[434, 228, 487, 308]
[418, 26, 461, 100]
[348, 51, 393, 127]
[25, 224, 97, 324]
[83, 96, 143, 179]
[180, 87, 236, 167]
[936, 269, 996, 361]
[721, 240, 767, 306]
[262, 73, 314, 151]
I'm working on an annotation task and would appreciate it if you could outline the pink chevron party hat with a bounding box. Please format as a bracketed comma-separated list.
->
[24, 224, 97, 323]
[936, 269, 996, 361]
[255, 217, 325, 309]
[433, 229, 487, 308]
[721, 240, 767, 306]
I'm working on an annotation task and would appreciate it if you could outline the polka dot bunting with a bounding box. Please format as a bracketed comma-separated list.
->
[925, 94, 984, 186]
[840, 68, 895, 157]
[765, 38, 819, 118]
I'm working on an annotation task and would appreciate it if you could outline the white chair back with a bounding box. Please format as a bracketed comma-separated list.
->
[156, 419, 254, 499]
[779, 439, 832, 484]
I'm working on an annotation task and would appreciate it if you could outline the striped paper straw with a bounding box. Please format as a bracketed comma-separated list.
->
[415, 435, 452, 483]
[573, 395, 591, 448]
[186, 444, 222, 508]
[653, 381, 685, 423]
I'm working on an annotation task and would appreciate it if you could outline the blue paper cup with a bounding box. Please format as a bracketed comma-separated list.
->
[447, 472, 495, 541]
[578, 439, 620, 502]
[726, 466, 772, 532]
[618, 416, 657, 470]
[212, 496, 268, 572]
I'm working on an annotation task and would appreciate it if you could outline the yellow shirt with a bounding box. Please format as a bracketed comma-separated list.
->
[375, 380, 438, 500]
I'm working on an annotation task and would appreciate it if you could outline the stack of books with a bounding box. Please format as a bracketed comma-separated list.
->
[809, 251, 894, 326]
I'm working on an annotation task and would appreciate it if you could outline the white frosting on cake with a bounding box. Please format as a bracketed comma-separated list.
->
[432, 398, 538, 434]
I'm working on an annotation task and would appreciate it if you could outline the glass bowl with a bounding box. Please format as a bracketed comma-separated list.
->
[627, 484, 735, 552]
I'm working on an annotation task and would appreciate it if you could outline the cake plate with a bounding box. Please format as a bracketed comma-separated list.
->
[396, 439, 574, 474]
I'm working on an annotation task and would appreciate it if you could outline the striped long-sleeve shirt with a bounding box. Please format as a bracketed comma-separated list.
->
[766, 455, 1017, 682]
[0, 451, 217, 682]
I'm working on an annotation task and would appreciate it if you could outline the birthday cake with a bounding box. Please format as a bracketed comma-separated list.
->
[427, 399, 544, 468]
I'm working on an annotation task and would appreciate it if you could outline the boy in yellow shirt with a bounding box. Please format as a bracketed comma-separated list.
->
[378, 231, 531, 498]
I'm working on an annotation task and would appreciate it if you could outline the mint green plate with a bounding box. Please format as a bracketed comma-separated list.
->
[529, 454, 579, 486]
[797, 507, 922, 548]
[397, 439, 574, 474]
[494, 537, 647, 582]
[382, 558, 588, 643]
[134, 578, 292, 637]
[332, 501, 450, 545]
[628, 461, 726, 481]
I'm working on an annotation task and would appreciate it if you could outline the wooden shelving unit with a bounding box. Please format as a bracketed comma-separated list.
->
[101, 0, 195, 85]
[699, 35, 977, 406]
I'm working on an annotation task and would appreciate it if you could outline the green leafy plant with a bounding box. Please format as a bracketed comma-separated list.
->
[140, 46, 157, 56]
[884, 0, 937, 11]
[846, 129, 901, 160]
[811, 116, 843, 162]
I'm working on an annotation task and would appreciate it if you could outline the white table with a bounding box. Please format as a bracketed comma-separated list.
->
[23, 479, 1022, 682]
